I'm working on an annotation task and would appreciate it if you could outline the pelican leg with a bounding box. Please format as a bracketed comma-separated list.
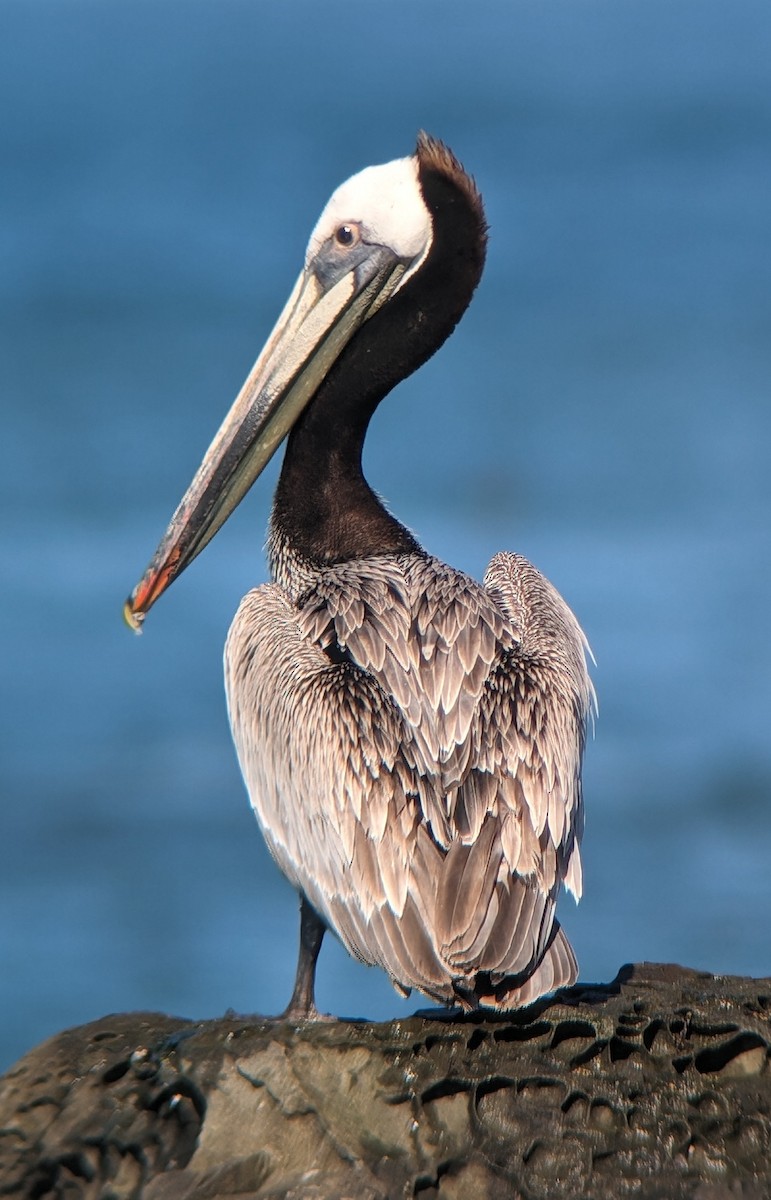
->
[281, 894, 326, 1020]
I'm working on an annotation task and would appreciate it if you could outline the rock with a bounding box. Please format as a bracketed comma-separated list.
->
[1, 964, 770, 1198]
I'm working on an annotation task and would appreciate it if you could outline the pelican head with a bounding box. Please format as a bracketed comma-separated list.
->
[124, 140, 453, 630]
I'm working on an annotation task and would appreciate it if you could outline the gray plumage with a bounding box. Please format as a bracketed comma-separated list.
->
[225, 533, 593, 1009]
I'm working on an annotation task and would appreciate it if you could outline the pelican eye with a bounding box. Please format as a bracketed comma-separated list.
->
[334, 223, 359, 248]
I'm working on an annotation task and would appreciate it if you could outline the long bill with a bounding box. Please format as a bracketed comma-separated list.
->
[124, 247, 407, 631]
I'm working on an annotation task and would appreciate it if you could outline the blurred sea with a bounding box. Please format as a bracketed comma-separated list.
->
[2, 0, 770, 1072]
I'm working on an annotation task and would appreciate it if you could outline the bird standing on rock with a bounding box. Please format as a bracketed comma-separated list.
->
[125, 134, 594, 1019]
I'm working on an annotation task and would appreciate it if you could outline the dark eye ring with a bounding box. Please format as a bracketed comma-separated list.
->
[335, 224, 358, 247]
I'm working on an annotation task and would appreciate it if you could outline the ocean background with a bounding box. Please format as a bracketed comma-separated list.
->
[2, 0, 770, 1072]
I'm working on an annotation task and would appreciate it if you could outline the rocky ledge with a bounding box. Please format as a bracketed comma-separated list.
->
[1, 964, 770, 1199]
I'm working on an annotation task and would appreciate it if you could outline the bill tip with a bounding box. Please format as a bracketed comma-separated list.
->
[123, 598, 144, 634]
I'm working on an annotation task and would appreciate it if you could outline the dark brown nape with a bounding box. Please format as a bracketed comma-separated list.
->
[415, 130, 488, 275]
[272, 136, 488, 568]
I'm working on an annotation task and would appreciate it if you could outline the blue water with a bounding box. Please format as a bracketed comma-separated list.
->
[2, 0, 771, 1072]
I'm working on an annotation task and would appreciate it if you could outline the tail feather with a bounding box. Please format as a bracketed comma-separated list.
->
[453, 922, 577, 1010]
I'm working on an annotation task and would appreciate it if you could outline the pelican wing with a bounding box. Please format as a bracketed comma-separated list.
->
[226, 550, 593, 1006]
[226, 580, 448, 995]
[481, 551, 594, 903]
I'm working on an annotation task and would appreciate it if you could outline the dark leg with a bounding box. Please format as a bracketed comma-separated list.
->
[280, 895, 327, 1020]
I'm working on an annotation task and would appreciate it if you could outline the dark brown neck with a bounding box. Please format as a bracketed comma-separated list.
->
[272, 411, 420, 564]
[271, 137, 487, 567]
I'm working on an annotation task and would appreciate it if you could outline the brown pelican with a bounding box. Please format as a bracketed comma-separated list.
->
[125, 134, 593, 1018]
